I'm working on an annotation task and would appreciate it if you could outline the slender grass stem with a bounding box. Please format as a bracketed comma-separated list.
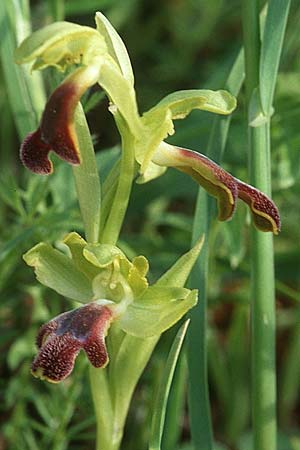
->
[188, 50, 244, 450]
[241, 1, 281, 448]
[249, 125, 277, 450]
[0, 0, 46, 138]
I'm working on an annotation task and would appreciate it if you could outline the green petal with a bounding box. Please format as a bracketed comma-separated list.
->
[15, 21, 106, 71]
[127, 256, 149, 296]
[63, 232, 98, 280]
[95, 12, 134, 85]
[23, 243, 93, 302]
[83, 243, 125, 268]
[118, 286, 197, 337]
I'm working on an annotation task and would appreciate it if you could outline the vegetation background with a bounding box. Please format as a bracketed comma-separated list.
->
[0, 0, 299, 449]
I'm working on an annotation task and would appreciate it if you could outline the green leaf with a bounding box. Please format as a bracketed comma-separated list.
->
[23, 242, 93, 302]
[156, 235, 205, 287]
[259, 0, 291, 116]
[149, 320, 190, 450]
[119, 287, 197, 337]
[95, 11, 134, 85]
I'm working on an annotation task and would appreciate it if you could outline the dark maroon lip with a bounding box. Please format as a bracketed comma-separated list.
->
[170, 146, 280, 234]
[31, 303, 114, 383]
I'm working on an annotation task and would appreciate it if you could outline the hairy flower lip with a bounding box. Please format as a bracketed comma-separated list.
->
[152, 143, 281, 234]
[236, 180, 281, 234]
[31, 303, 114, 383]
[20, 64, 101, 174]
[40, 80, 82, 166]
[20, 128, 53, 175]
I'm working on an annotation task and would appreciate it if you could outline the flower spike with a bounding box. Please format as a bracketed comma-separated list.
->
[20, 65, 101, 174]
[152, 142, 280, 234]
[31, 302, 114, 383]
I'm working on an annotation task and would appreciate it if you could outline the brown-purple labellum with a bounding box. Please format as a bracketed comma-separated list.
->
[236, 180, 281, 234]
[20, 128, 53, 174]
[174, 148, 238, 221]
[31, 303, 114, 383]
[40, 81, 82, 166]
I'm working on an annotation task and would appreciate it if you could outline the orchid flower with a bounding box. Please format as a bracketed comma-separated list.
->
[25, 232, 201, 383]
[16, 13, 280, 235]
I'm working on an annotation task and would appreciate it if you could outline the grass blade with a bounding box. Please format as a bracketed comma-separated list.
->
[187, 50, 244, 450]
[260, 0, 291, 116]
[149, 320, 190, 450]
[0, 0, 46, 139]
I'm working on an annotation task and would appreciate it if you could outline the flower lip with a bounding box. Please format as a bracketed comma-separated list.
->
[40, 80, 82, 166]
[20, 128, 53, 175]
[32, 302, 114, 383]
[20, 64, 101, 174]
[236, 180, 281, 234]
[152, 143, 281, 234]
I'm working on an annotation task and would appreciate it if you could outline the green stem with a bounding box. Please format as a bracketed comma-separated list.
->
[249, 126, 276, 450]
[188, 49, 244, 450]
[89, 367, 115, 450]
[242, 2, 277, 449]
[101, 116, 135, 245]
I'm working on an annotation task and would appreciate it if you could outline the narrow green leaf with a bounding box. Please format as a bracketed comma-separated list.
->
[187, 49, 244, 450]
[0, 0, 46, 139]
[260, 0, 291, 115]
[149, 320, 190, 450]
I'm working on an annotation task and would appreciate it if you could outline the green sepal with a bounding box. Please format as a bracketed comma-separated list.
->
[118, 286, 197, 337]
[149, 89, 237, 119]
[23, 242, 93, 302]
[95, 12, 134, 85]
[97, 60, 142, 136]
[157, 235, 205, 287]
[15, 21, 106, 71]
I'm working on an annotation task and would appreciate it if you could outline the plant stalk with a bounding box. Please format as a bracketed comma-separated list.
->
[242, 1, 277, 449]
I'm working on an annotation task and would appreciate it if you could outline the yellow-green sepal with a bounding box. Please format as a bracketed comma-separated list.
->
[118, 286, 197, 337]
[23, 242, 93, 302]
[95, 12, 134, 85]
[15, 21, 106, 71]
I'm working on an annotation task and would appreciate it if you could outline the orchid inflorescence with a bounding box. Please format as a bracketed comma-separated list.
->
[15, 13, 280, 384]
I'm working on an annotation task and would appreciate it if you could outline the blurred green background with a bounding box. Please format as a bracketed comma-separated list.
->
[0, 1, 300, 449]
